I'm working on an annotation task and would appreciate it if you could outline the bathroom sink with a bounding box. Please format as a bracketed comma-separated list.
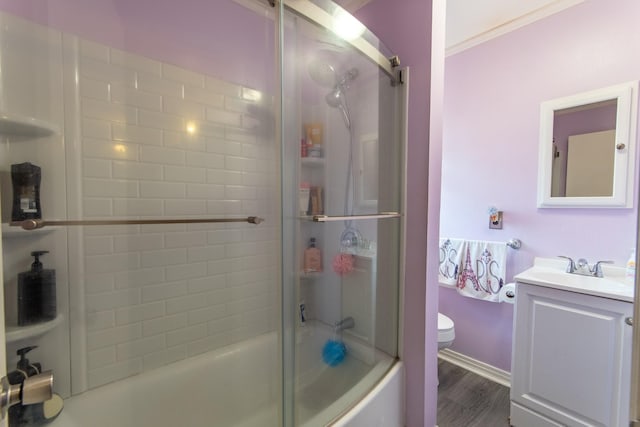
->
[514, 257, 634, 302]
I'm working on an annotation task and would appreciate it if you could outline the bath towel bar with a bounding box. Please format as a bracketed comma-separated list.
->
[9, 216, 264, 230]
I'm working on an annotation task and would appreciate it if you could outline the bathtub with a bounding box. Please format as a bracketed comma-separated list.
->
[50, 324, 403, 427]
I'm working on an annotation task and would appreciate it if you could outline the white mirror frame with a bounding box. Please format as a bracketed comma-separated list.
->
[537, 81, 638, 208]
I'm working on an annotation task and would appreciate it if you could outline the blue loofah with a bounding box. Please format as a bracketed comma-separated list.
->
[322, 339, 347, 366]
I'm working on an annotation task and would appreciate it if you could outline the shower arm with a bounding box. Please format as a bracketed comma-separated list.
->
[9, 216, 264, 231]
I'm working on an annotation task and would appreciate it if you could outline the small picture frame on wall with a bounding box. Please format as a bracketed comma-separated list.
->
[489, 210, 503, 229]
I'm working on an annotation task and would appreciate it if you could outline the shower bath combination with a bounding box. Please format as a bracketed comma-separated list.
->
[0, 1, 406, 425]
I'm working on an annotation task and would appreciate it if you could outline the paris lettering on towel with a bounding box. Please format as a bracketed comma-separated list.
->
[439, 238, 507, 302]
[439, 238, 464, 286]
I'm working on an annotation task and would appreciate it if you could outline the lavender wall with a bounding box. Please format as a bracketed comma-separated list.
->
[440, 0, 640, 372]
[0, 0, 275, 91]
[356, 1, 442, 426]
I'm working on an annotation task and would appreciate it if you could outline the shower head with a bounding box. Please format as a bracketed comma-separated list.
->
[325, 87, 343, 108]
[326, 68, 359, 128]
[337, 68, 359, 87]
[307, 59, 337, 88]
[324, 68, 359, 108]
[308, 60, 359, 105]
[308, 60, 359, 128]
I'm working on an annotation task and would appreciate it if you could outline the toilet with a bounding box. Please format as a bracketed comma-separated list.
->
[438, 313, 455, 350]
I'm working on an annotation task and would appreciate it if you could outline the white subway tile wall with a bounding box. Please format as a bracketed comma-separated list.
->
[78, 40, 278, 389]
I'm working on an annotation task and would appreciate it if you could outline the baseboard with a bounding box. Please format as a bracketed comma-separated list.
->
[438, 348, 511, 388]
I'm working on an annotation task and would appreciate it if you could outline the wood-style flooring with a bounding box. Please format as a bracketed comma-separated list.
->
[437, 359, 511, 427]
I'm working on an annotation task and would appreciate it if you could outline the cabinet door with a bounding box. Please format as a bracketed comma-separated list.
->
[511, 283, 632, 427]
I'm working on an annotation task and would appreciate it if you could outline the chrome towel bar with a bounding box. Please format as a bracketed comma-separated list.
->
[311, 212, 401, 222]
[507, 238, 522, 250]
[10, 216, 264, 230]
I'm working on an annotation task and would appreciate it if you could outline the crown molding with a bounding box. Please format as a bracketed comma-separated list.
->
[336, 0, 373, 13]
[446, 0, 584, 57]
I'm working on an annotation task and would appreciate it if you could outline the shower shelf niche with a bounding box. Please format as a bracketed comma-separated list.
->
[5, 313, 64, 343]
[0, 112, 59, 137]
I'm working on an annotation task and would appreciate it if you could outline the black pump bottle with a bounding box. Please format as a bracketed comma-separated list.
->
[17, 251, 56, 326]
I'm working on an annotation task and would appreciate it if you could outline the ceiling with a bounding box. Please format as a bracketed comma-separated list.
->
[337, 0, 583, 55]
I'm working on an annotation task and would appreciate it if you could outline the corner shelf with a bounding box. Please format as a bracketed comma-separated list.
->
[1, 223, 61, 238]
[0, 113, 59, 137]
[6, 314, 64, 343]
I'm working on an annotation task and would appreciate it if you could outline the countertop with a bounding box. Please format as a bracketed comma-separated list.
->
[514, 257, 634, 303]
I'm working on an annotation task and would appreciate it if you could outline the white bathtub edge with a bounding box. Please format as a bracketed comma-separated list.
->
[330, 361, 405, 427]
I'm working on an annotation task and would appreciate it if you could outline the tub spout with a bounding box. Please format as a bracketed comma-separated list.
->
[334, 316, 355, 332]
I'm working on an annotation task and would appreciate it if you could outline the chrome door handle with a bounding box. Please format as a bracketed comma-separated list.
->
[626, 317, 633, 326]
[0, 371, 53, 419]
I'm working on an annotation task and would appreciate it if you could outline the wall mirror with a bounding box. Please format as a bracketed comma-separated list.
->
[537, 81, 638, 208]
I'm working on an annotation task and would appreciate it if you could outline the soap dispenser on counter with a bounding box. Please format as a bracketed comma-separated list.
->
[627, 247, 636, 284]
[17, 251, 56, 326]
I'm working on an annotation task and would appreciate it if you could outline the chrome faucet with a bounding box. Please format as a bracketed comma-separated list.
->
[334, 317, 355, 332]
[558, 255, 577, 273]
[558, 256, 613, 278]
[591, 260, 614, 278]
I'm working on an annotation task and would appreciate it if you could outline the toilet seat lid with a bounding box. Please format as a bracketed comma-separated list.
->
[438, 313, 454, 331]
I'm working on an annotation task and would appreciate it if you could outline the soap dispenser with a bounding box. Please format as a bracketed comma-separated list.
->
[7, 346, 42, 385]
[627, 247, 636, 284]
[17, 251, 57, 326]
[303, 237, 322, 273]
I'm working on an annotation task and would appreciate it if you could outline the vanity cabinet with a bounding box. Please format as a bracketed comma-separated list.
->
[510, 281, 632, 427]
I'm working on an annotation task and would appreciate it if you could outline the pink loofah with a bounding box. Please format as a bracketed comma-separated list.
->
[332, 253, 355, 276]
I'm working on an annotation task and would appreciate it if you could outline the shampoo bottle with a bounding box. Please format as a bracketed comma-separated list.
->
[18, 251, 57, 326]
[11, 162, 42, 222]
[303, 237, 322, 273]
[299, 182, 311, 216]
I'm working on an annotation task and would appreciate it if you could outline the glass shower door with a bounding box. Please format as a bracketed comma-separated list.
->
[0, 1, 282, 426]
[280, 1, 405, 425]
